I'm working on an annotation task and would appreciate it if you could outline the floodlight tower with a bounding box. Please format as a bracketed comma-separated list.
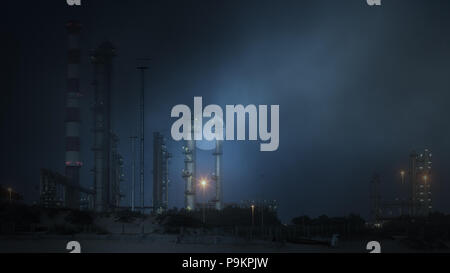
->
[136, 62, 148, 213]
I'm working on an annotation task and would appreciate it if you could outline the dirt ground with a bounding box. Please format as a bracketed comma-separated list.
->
[0, 235, 434, 253]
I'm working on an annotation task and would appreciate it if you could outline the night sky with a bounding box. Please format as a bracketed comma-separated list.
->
[2, 0, 450, 222]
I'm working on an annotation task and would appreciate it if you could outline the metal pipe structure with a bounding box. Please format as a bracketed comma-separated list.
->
[65, 21, 82, 209]
[213, 139, 223, 210]
[91, 42, 115, 212]
[182, 119, 196, 211]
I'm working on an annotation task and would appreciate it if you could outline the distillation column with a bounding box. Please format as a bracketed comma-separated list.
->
[182, 120, 196, 210]
[213, 140, 223, 210]
[162, 137, 171, 211]
[91, 42, 116, 212]
[153, 132, 171, 213]
[64, 21, 82, 209]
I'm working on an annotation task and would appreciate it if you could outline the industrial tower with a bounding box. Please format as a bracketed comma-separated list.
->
[91, 41, 117, 212]
[212, 139, 223, 210]
[153, 132, 171, 213]
[64, 21, 82, 209]
[136, 63, 148, 214]
[409, 149, 433, 216]
[181, 126, 224, 211]
[182, 120, 197, 210]
[110, 133, 125, 208]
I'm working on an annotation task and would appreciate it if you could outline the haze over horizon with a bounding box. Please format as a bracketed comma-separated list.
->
[2, 0, 450, 222]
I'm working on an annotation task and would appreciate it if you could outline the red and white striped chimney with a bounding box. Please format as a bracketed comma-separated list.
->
[65, 21, 82, 208]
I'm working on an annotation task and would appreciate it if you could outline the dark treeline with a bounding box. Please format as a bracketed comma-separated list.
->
[158, 206, 280, 231]
[380, 213, 450, 249]
[291, 214, 365, 227]
[289, 214, 367, 239]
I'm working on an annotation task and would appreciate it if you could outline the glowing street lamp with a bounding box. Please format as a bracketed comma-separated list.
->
[251, 204, 255, 227]
[200, 179, 207, 224]
[400, 170, 405, 184]
[423, 175, 428, 184]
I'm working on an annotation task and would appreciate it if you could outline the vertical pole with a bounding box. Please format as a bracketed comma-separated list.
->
[140, 69, 145, 213]
[140, 69, 144, 214]
[130, 136, 137, 211]
[137, 66, 148, 214]
[214, 140, 223, 210]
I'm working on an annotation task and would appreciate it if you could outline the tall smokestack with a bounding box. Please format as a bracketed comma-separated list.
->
[65, 21, 82, 209]
[213, 139, 223, 210]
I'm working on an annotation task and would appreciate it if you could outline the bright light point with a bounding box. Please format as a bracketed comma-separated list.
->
[201, 180, 206, 186]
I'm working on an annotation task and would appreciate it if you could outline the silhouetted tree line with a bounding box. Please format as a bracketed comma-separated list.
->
[292, 214, 365, 227]
[0, 202, 40, 227]
[290, 214, 367, 239]
[381, 212, 450, 249]
[157, 205, 280, 232]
